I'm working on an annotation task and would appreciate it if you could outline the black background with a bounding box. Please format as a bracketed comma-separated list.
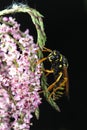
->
[0, 0, 87, 130]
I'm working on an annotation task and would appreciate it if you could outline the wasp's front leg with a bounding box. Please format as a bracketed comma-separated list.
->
[36, 47, 52, 64]
[36, 57, 47, 64]
[43, 47, 52, 52]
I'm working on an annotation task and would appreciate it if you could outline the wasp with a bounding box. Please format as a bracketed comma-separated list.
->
[37, 47, 69, 101]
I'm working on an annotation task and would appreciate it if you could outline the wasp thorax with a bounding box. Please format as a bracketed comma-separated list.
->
[62, 56, 68, 67]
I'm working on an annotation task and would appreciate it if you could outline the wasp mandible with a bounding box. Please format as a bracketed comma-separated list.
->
[37, 47, 69, 101]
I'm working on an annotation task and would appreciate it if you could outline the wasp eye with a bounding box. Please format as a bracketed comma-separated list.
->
[48, 55, 54, 62]
[53, 50, 57, 55]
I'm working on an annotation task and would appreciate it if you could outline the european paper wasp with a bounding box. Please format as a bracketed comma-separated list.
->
[37, 47, 69, 101]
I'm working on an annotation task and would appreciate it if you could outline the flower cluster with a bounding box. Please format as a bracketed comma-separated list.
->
[0, 17, 42, 130]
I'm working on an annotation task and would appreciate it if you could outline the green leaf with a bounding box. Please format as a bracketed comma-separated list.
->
[35, 107, 40, 120]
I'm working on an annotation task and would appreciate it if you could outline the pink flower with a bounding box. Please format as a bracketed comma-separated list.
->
[0, 16, 42, 130]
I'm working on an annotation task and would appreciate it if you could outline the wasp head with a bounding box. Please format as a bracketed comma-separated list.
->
[48, 50, 69, 68]
[47, 50, 61, 63]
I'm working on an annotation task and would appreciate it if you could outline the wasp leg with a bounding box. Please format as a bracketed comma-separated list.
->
[36, 57, 47, 64]
[37, 47, 52, 64]
[38, 69, 54, 94]
[42, 69, 54, 74]
[43, 69, 54, 76]
[48, 77, 68, 99]
[43, 47, 52, 52]
[40, 68, 54, 76]
[47, 72, 63, 91]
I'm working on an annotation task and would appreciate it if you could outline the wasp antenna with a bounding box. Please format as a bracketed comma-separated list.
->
[43, 47, 52, 52]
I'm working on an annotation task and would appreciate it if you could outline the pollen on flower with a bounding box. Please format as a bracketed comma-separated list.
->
[0, 16, 42, 130]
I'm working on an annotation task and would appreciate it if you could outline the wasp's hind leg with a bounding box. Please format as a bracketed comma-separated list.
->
[38, 72, 62, 97]
[47, 72, 63, 91]
[48, 77, 68, 100]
